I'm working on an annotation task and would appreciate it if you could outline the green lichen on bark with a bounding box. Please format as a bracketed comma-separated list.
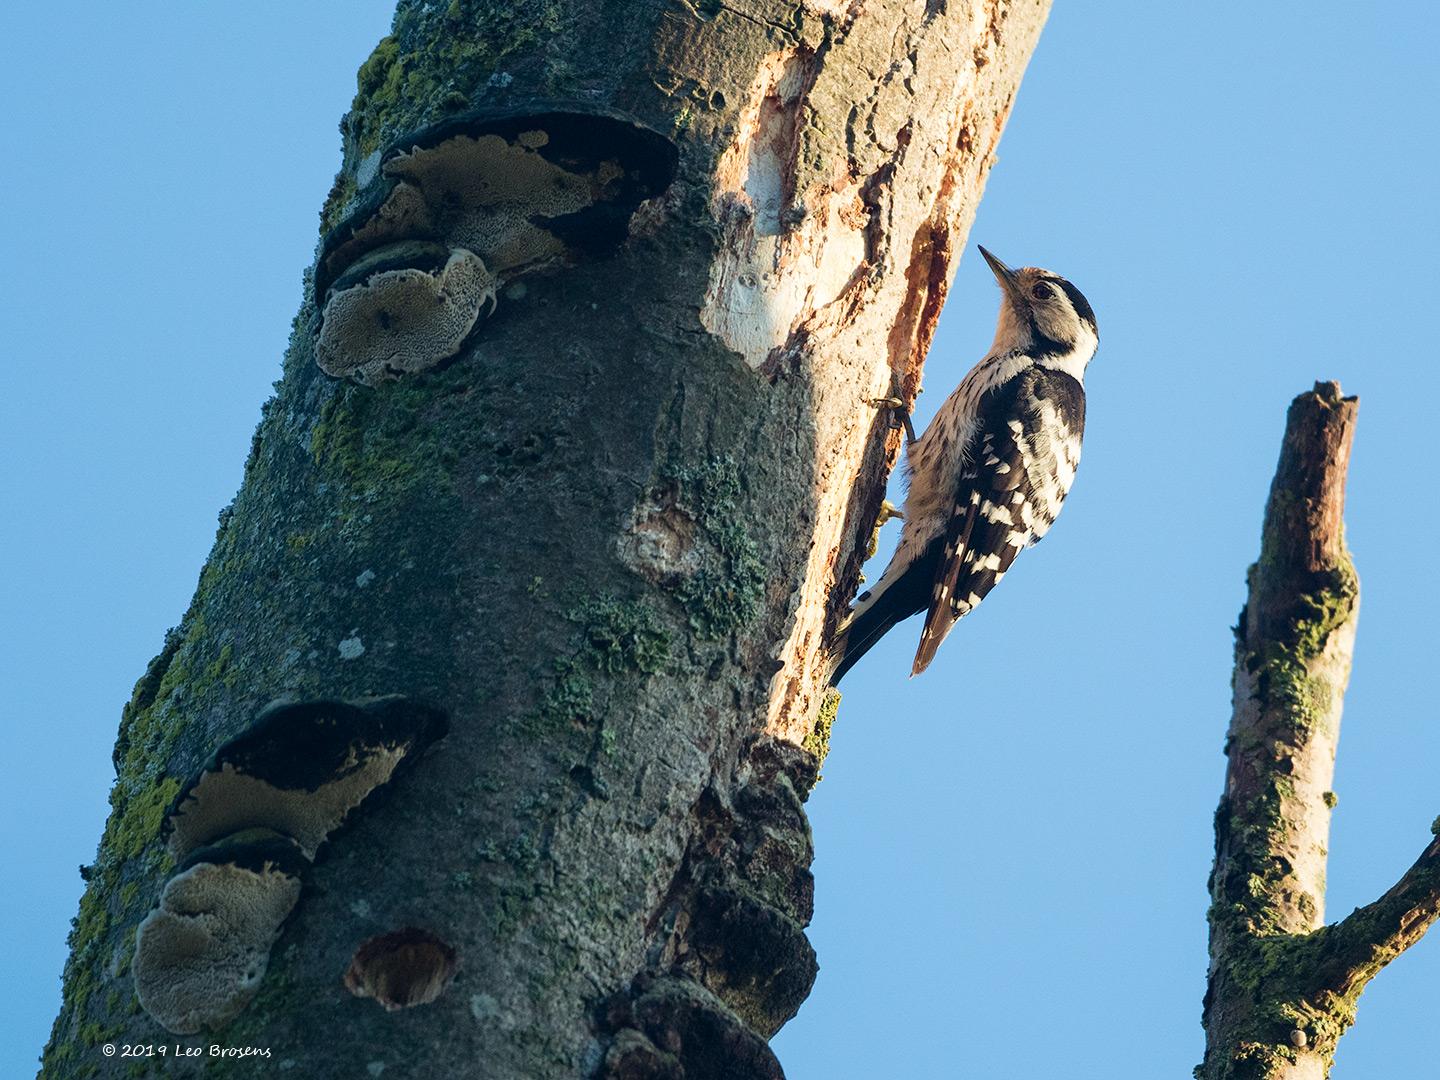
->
[43, 461, 302, 1076]
[1200, 901, 1432, 1079]
[309, 366, 471, 496]
[535, 595, 674, 732]
[44, 567, 248, 1074]
[571, 595, 673, 676]
[320, 0, 588, 230]
[1239, 562, 1358, 738]
[664, 457, 766, 639]
[307, 352, 567, 542]
[1219, 560, 1358, 944]
[43, 679, 181, 1073]
[1202, 386, 1375, 1080]
[802, 689, 840, 771]
[348, 0, 575, 150]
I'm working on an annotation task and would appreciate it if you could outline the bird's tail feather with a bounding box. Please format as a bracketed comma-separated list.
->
[828, 568, 930, 684]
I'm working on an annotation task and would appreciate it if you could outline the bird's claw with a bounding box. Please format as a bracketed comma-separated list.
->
[876, 499, 904, 523]
[869, 396, 917, 443]
[864, 499, 904, 561]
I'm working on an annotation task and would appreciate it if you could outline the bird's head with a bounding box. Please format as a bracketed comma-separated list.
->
[979, 246, 1097, 363]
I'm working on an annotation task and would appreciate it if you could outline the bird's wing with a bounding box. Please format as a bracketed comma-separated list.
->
[911, 368, 1084, 675]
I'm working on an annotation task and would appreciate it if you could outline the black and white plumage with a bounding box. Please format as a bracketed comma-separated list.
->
[832, 246, 1097, 680]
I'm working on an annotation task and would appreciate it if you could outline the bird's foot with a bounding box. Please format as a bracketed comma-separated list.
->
[864, 499, 904, 560]
[868, 395, 916, 443]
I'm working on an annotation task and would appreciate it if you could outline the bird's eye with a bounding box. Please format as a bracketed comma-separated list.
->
[1031, 282, 1053, 300]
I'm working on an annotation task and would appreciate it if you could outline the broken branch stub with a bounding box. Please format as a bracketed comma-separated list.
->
[1202, 382, 1362, 1078]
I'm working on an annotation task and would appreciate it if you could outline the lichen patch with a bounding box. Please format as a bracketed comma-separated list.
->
[337, 633, 369, 660]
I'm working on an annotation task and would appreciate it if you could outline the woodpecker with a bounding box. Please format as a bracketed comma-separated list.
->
[832, 246, 1097, 680]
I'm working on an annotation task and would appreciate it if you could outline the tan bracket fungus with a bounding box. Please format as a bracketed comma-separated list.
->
[162, 696, 448, 861]
[134, 834, 307, 1035]
[315, 246, 497, 386]
[314, 106, 678, 384]
[134, 696, 447, 1034]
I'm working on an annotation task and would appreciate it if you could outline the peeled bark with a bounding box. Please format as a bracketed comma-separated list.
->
[41, 2, 1050, 1076]
[1201, 383, 1440, 1079]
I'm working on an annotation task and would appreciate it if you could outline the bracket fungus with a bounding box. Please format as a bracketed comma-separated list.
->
[134, 834, 308, 1034]
[314, 105, 678, 383]
[163, 696, 448, 861]
[134, 697, 447, 1034]
[315, 246, 497, 384]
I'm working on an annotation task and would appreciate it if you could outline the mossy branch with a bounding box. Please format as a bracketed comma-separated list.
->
[1199, 382, 1440, 1077]
[1201, 382, 1365, 1079]
[1314, 831, 1440, 1003]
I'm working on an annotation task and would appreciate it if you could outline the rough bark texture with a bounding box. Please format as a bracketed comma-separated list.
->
[41, 2, 1050, 1077]
[1201, 383, 1440, 1079]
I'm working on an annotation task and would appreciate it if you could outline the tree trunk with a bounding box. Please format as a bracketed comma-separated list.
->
[42, 2, 1050, 1076]
[1201, 383, 1440, 1079]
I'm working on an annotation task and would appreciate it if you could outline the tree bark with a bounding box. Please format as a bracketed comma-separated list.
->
[1201, 383, 1440, 1079]
[41, 2, 1051, 1076]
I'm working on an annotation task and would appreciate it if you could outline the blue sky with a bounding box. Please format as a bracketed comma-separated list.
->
[4, 3, 1438, 1078]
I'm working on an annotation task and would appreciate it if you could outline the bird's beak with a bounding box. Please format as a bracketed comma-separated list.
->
[978, 245, 1022, 304]
[979, 244, 1013, 288]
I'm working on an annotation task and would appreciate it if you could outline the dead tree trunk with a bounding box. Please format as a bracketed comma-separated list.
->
[41, 2, 1050, 1076]
[1201, 382, 1440, 1079]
